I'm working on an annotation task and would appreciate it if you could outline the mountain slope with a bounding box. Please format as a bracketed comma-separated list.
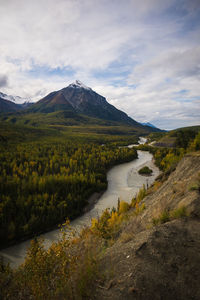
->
[0, 92, 33, 113]
[29, 80, 144, 127]
[153, 125, 200, 148]
[93, 152, 200, 299]
[0, 96, 22, 113]
[0, 92, 30, 104]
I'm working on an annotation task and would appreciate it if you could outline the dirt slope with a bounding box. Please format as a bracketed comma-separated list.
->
[93, 153, 200, 300]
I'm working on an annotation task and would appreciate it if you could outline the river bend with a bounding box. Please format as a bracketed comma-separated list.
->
[0, 148, 159, 268]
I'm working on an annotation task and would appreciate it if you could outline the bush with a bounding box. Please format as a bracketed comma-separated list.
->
[170, 207, 187, 218]
[152, 210, 170, 225]
[152, 206, 188, 226]
[138, 166, 153, 175]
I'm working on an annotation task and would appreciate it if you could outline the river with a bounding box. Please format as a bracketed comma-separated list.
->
[0, 139, 159, 268]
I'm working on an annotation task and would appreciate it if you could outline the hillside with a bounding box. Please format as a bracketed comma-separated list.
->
[93, 152, 200, 299]
[0, 92, 31, 113]
[151, 126, 200, 148]
[0, 96, 22, 113]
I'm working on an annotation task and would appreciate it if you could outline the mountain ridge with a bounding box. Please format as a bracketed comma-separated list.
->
[28, 80, 148, 128]
[141, 122, 157, 128]
[0, 92, 33, 113]
[0, 81, 161, 132]
[0, 95, 22, 113]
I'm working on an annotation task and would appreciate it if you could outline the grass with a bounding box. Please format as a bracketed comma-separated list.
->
[152, 206, 189, 226]
[188, 173, 200, 192]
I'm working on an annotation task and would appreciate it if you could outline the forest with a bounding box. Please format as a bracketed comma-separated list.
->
[1, 129, 200, 299]
[0, 136, 137, 247]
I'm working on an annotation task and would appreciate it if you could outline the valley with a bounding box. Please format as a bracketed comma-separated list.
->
[1, 2, 200, 298]
[0, 81, 200, 300]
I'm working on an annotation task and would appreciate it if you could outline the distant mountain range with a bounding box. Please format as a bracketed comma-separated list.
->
[141, 122, 158, 129]
[0, 81, 161, 131]
[0, 92, 33, 112]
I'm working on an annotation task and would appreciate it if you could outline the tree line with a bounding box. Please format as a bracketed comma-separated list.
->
[0, 140, 137, 246]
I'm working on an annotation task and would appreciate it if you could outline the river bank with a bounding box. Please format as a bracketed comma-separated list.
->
[0, 149, 159, 268]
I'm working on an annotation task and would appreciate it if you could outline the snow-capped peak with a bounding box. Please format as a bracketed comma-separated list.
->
[68, 80, 91, 90]
[0, 92, 30, 104]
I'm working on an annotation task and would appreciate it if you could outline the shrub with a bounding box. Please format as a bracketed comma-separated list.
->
[170, 206, 188, 219]
[138, 166, 153, 175]
[152, 206, 188, 226]
[119, 201, 130, 214]
[152, 210, 170, 225]
[136, 185, 147, 203]
[189, 184, 200, 191]
[188, 173, 200, 192]
[134, 203, 146, 216]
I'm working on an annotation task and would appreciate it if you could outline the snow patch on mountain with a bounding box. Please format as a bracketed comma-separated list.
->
[0, 92, 30, 104]
[68, 80, 91, 91]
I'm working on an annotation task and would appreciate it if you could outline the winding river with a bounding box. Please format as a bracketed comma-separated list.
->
[0, 139, 159, 268]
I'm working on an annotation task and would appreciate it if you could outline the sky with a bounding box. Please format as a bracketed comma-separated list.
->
[0, 0, 200, 129]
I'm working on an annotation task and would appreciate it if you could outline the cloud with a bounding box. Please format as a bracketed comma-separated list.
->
[0, 0, 200, 129]
[0, 74, 8, 88]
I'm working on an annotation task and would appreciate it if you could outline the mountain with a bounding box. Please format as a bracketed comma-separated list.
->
[29, 80, 143, 127]
[0, 82, 160, 132]
[0, 95, 22, 113]
[20, 101, 34, 109]
[141, 122, 157, 128]
[0, 92, 33, 113]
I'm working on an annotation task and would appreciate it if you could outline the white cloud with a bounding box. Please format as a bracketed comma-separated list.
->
[0, 0, 200, 129]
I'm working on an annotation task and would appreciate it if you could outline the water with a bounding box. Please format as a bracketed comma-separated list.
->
[0, 142, 159, 268]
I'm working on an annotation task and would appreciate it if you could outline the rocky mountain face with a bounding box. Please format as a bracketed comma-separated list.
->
[29, 80, 144, 127]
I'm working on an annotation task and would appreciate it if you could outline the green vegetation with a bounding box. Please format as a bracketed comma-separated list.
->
[189, 131, 200, 151]
[0, 139, 197, 300]
[154, 148, 185, 172]
[152, 210, 170, 225]
[151, 126, 200, 149]
[138, 127, 200, 175]
[172, 129, 197, 149]
[0, 223, 104, 300]
[152, 206, 188, 226]
[188, 172, 200, 192]
[138, 166, 153, 175]
[0, 114, 199, 298]
[0, 184, 148, 300]
[147, 131, 166, 143]
[152, 129, 200, 173]
[137, 144, 185, 173]
[0, 109, 151, 135]
[0, 131, 137, 246]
